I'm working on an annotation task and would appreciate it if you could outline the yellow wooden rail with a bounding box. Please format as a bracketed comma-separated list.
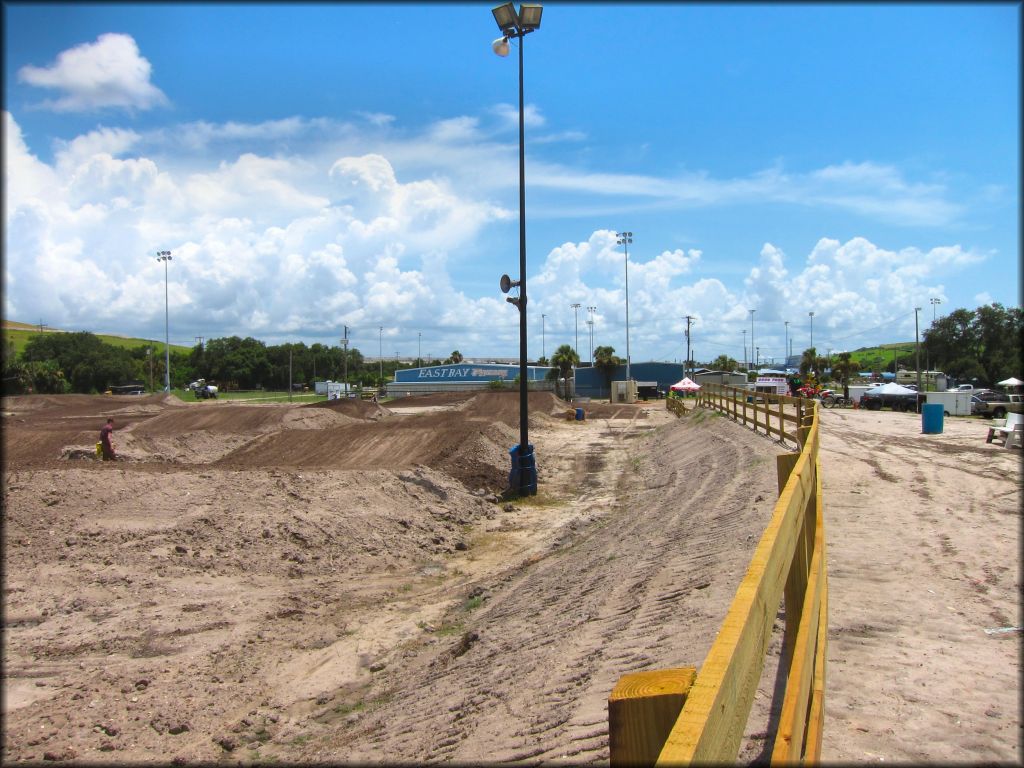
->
[611, 387, 826, 765]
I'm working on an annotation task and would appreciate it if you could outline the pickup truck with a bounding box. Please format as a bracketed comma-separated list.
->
[971, 392, 1024, 419]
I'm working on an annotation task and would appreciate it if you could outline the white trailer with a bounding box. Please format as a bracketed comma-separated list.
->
[925, 390, 973, 416]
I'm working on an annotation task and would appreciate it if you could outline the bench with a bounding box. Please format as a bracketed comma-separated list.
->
[986, 412, 1024, 447]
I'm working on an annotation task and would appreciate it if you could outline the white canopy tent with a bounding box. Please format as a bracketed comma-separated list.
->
[997, 377, 1023, 387]
[670, 377, 701, 392]
[865, 382, 917, 395]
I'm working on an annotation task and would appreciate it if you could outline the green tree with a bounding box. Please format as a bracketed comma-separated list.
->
[446, 350, 464, 364]
[830, 352, 860, 397]
[710, 354, 738, 372]
[551, 343, 580, 398]
[924, 304, 1022, 386]
[593, 345, 621, 397]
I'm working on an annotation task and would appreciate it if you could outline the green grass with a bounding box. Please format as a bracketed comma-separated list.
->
[847, 342, 916, 374]
[2, 325, 191, 358]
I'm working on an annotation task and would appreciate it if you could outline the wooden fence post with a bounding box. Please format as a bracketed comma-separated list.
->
[609, 668, 697, 767]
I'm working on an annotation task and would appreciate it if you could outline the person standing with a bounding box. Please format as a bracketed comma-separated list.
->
[99, 417, 116, 461]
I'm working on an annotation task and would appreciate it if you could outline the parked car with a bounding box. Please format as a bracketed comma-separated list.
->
[971, 391, 1024, 419]
[860, 388, 919, 412]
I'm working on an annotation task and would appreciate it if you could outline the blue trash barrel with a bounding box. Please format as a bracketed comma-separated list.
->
[575, 407, 585, 421]
[508, 443, 538, 495]
[921, 403, 944, 434]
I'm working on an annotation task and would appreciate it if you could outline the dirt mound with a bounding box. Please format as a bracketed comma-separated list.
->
[212, 409, 518, 492]
[579, 401, 650, 420]
[386, 392, 476, 409]
[302, 397, 391, 420]
[130, 404, 296, 437]
[460, 391, 569, 427]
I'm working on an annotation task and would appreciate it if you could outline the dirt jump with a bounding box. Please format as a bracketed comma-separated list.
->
[1, 391, 1019, 763]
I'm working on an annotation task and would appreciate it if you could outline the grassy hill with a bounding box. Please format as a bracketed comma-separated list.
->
[847, 342, 921, 373]
[3, 321, 191, 358]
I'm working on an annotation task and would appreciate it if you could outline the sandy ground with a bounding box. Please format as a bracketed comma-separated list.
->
[1, 392, 1020, 764]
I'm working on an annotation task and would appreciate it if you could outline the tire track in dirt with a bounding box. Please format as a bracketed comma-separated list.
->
[297, 407, 780, 764]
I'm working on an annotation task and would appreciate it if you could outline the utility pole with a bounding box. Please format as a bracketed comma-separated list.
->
[341, 326, 349, 394]
[784, 321, 789, 369]
[288, 347, 293, 402]
[749, 309, 756, 373]
[379, 326, 383, 389]
[541, 314, 546, 360]
[684, 315, 694, 380]
[587, 306, 596, 365]
[617, 231, 633, 381]
[928, 297, 941, 380]
[914, 307, 922, 395]
[571, 302, 581, 359]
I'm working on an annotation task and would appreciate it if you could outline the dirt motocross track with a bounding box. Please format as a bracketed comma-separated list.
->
[4, 391, 1019, 764]
[2, 391, 789, 763]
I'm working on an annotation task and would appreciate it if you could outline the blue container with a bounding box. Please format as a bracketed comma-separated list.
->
[921, 403, 944, 434]
[508, 443, 538, 495]
[575, 407, 585, 421]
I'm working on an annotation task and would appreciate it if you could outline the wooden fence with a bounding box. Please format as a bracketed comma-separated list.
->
[609, 385, 827, 765]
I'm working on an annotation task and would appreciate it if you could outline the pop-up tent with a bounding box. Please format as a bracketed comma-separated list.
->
[670, 377, 701, 391]
[865, 382, 917, 395]
[997, 377, 1023, 388]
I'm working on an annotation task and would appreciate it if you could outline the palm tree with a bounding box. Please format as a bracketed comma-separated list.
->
[799, 347, 818, 376]
[710, 354, 737, 372]
[830, 351, 860, 399]
[550, 344, 579, 399]
[446, 350, 463, 364]
[593, 345, 622, 399]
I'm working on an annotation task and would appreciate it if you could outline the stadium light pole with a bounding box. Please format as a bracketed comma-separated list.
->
[928, 297, 941, 377]
[418, 332, 422, 368]
[541, 313, 546, 360]
[617, 231, 633, 380]
[156, 251, 172, 391]
[809, 311, 815, 351]
[742, 329, 747, 371]
[378, 326, 383, 388]
[492, 1, 542, 496]
[784, 320, 789, 369]
[571, 302, 581, 357]
[914, 307, 922, 395]
[587, 306, 596, 365]
[749, 308, 756, 374]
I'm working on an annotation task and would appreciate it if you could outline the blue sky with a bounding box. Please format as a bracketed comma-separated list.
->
[3, 2, 1020, 366]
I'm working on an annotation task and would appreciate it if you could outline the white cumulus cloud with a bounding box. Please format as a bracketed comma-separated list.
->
[18, 33, 169, 112]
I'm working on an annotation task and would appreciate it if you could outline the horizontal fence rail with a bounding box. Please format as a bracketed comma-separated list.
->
[609, 388, 826, 765]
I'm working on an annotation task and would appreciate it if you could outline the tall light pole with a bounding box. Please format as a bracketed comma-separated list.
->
[418, 332, 422, 367]
[617, 231, 633, 380]
[587, 306, 596, 365]
[684, 315, 694, 380]
[749, 309, 756, 374]
[571, 302, 581, 358]
[341, 326, 349, 392]
[378, 326, 383, 387]
[784, 320, 789, 369]
[914, 307, 922, 395]
[808, 311, 815, 352]
[156, 251, 172, 391]
[928, 297, 941, 377]
[742, 329, 747, 371]
[492, 1, 542, 496]
[541, 313, 546, 360]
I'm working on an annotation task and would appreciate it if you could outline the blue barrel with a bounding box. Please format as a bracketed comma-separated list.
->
[508, 443, 538, 495]
[575, 407, 585, 421]
[921, 403, 944, 434]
